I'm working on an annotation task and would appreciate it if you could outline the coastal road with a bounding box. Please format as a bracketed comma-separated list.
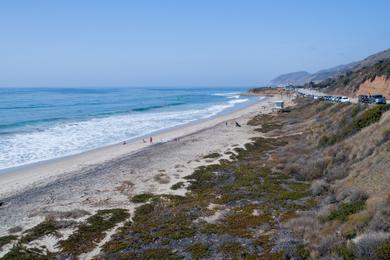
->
[294, 88, 359, 103]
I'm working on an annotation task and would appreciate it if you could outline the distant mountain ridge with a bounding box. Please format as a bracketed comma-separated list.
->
[269, 71, 311, 86]
[270, 49, 390, 86]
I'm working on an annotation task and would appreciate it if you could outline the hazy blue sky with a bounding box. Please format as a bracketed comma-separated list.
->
[0, 0, 389, 87]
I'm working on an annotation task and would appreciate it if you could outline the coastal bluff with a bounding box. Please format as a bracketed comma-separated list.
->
[244, 86, 289, 96]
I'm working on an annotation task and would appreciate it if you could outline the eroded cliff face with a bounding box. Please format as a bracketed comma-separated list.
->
[356, 76, 390, 99]
[308, 59, 390, 100]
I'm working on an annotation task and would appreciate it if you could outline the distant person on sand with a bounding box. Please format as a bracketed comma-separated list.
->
[235, 121, 241, 127]
[143, 138, 146, 143]
[225, 121, 228, 126]
[150, 136, 153, 143]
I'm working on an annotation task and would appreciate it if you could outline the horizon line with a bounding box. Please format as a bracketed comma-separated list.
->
[0, 85, 268, 89]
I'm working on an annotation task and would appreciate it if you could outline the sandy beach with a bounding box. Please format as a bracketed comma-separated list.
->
[0, 94, 294, 257]
[1, 97, 264, 199]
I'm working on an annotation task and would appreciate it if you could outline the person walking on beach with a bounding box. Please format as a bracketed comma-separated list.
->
[150, 136, 153, 143]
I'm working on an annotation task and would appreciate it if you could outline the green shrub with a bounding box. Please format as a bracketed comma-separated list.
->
[170, 182, 185, 190]
[142, 248, 180, 259]
[186, 243, 209, 259]
[60, 209, 129, 255]
[203, 152, 221, 159]
[21, 219, 60, 243]
[1, 244, 50, 260]
[0, 235, 18, 249]
[130, 193, 155, 203]
[326, 200, 366, 222]
[219, 242, 243, 258]
[333, 244, 355, 260]
[295, 244, 310, 259]
[376, 239, 390, 259]
[318, 133, 342, 146]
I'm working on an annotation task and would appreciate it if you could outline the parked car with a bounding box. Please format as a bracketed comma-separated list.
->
[334, 96, 342, 102]
[358, 95, 370, 103]
[370, 95, 386, 104]
[339, 96, 350, 103]
[359, 94, 386, 104]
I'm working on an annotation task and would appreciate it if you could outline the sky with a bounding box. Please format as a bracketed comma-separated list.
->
[0, 0, 389, 87]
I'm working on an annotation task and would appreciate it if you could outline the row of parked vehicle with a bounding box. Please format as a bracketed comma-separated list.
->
[315, 95, 350, 103]
[296, 90, 387, 104]
[358, 95, 387, 104]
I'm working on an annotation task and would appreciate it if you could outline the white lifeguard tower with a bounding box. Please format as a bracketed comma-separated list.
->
[274, 100, 284, 110]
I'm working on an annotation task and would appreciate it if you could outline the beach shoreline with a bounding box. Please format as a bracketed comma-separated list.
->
[0, 96, 264, 199]
[0, 94, 294, 242]
[0, 96, 260, 175]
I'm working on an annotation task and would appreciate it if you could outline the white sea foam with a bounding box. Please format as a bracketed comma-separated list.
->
[0, 98, 251, 170]
[212, 92, 240, 97]
[228, 98, 248, 104]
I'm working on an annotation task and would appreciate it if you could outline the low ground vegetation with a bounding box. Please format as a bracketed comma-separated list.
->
[2, 97, 390, 259]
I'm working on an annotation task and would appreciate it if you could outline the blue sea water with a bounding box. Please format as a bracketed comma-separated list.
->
[0, 87, 259, 170]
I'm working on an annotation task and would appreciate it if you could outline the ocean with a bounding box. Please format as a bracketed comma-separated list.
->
[0, 87, 259, 170]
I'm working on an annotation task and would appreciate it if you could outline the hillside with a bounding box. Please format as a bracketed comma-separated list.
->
[355, 48, 390, 70]
[307, 59, 390, 98]
[246, 86, 288, 96]
[270, 48, 390, 86]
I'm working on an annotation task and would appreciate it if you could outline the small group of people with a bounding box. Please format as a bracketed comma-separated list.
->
[123, 137, 153, 145]
[124, 121, 241, 147]
[142, 137, 153, 144]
